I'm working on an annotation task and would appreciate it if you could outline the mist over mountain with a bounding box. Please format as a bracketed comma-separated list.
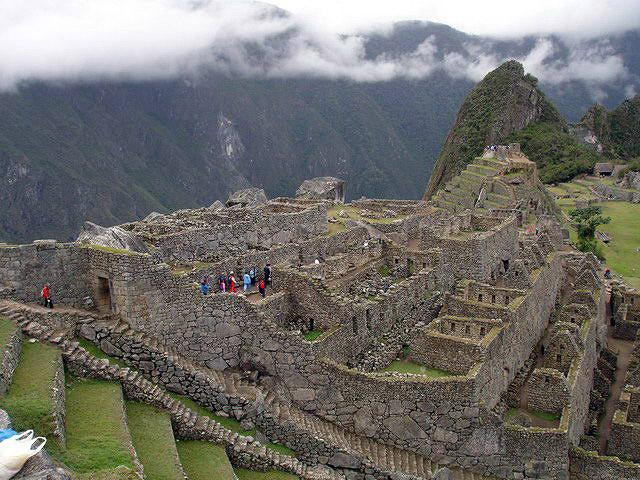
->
[1, 12, 639, 243]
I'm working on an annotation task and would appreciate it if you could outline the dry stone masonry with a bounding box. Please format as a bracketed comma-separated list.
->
[1, 149, 638, 479]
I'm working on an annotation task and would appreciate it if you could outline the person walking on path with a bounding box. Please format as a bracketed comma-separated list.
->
[258, 277, 266, 298]
[218, 273, 226, 293]
[264, 263, 271, 286]
[243, 271, 251, 292]
[41, 284, 53, 308]
[229, 272, 237, 293]
[200, 279, 210, 295]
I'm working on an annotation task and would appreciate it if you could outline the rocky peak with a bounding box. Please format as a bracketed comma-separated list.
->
[424, 60, 563, 199]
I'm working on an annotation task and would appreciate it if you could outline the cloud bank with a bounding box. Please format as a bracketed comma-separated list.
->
[0, 0, 636, 95]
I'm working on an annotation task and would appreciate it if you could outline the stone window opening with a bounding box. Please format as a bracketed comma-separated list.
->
[545, 376, 550, 383]
[450, 322, 456, 332]
[515, 270, 519, 277]
[422, 262, 427, 269]
[491, 294, 496, 304]
[480, 326, 486, 336]
[556, 354, 562, 363]
[478, 294, 483, 303]
[502, 259, 510, 272]
[352, 316, 358, 334]
[570, 316, 576, 324]
[504, 295, 510, 305]
[465, 325, 470, 334]
[394, 258, 399, 265]
[309, 318, 315, 331]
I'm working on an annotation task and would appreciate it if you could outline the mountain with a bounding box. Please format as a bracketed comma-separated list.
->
[424, 61, 563, 198]
[577, 96, 640, 160]
[1, 19, 639, 243]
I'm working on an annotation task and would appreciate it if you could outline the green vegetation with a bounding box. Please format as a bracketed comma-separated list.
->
[594, 202, 640, 289]
[381, 360, 454, 377]
[234, 468, 299, 480]
[177, 441, 235, 480]
[166, 392, 296, 457]
[302, 330, 324, 342]
[57, 377, 134, 474]
[0, 316, 16, 348]
[82, 244, 137, 256]
[426, 60, 563, 197]
[505, 407, 560, 422]
[569, 206, 610, 259]
[506, 122, 600, 184]
[125, 402, 184, 480]
[0, 341, 61, 440]
[377, 264, 391, 277]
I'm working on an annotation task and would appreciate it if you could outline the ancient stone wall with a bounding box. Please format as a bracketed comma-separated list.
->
[0, 324, 21, 395]
[0, 243, 92, 307]
[569, 446, 640, 480]
[527, 368, 570, 415]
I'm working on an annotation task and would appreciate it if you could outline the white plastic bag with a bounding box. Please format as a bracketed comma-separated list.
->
[0, 430, 47, 479]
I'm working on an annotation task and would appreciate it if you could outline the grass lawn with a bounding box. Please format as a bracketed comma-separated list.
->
[125, 401, 184, 480]
[380, 360, 454, 378]
[166, 392, 296, 457]
[0, 316, 16, 349]
[0, 341, 61, 439]
[58, 377, 135, 474]
[596, 202, 640, 289]
[234, 468, 299, 480]
[177, 440, 235, 480]
[326, 204, 406, 235]
[301, 330, 324, 342]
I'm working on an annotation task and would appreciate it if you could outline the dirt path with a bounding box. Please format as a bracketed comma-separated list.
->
[598, 335, 635, 453]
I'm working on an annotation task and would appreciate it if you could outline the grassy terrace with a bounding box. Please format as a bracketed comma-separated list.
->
[166, 392, 296, 457]
[60, 377, 135, 477]
[177, 441, 235, 480]
[327, 204, 407, 235]
[301, 330, 324, 342]
[505, 407, 561, 429]
[553, 179, 640, 289]
[0, 316, 16, 349]
[126, 401, 184, 480]
[380, 360, 454, 378]
[0, 341, 61, 439]
[76, 338, 127, 367]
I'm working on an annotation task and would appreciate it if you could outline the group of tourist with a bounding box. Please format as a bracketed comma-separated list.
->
[200, 264, 272, 298]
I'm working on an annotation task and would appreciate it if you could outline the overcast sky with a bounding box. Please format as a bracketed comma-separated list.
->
[0, 0, 638, 93]
[270, 0, 640, 38]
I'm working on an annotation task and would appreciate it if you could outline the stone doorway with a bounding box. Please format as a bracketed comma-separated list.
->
[96, 276, 113, 313]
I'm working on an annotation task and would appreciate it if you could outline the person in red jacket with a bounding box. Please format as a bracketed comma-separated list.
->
[228, 272, 237, 293]
[41, 284, 53, 308]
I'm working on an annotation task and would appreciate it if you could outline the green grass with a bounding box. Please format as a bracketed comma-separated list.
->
[378, 265, 390, 277]
[125, 402, 184, 480]
[76, 338, 127, 367]
[380, 360, 454, 377]
[166, 392, 296, 457]
[595, 202, 640, 289]
[302, 330, 324, 342]
[0, 341, 61, 439]
[0, 316, 17, 349]
[177, 441, 235, 480]
[505, 407, 560, 422]
[57, 377, 135, 473]
[234, 468, 299, 480]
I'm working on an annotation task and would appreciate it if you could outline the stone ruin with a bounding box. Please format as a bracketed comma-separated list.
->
[296, 177, 346, 203]
[1, 151, 639, 479]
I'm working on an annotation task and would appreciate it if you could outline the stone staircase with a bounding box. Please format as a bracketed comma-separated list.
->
[0, 305, 333, 480]
[0, 300, 499, 480]
[432, 157, 514, 214]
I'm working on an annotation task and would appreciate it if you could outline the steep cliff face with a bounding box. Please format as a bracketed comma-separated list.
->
[424, 61, 563, 199]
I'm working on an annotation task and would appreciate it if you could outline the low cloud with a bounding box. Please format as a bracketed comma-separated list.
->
[0, 0, 635, 93]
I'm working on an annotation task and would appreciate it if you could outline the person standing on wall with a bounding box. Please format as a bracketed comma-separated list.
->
[243, 271, 251, 292]
[41, 284, 53, 308]
[229, 272, 237, 293]
[264, 263, 271, 286]
[258, 277, 266, 298]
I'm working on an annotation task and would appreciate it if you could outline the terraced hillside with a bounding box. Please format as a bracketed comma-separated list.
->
[0, 301, 498, 480]
[0, 312, 309, 480]
[431, 155, 514, 213]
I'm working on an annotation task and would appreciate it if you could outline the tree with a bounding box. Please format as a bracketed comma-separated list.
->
[569, 206, 610, 258]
